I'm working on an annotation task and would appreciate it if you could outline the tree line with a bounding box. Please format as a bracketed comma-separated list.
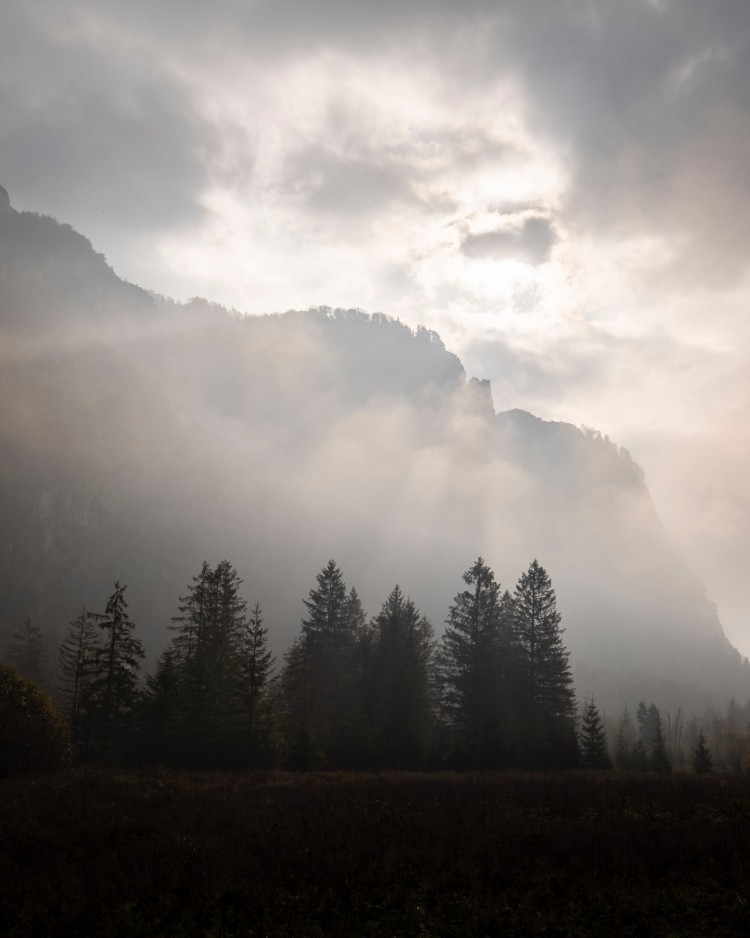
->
[3, 556, 721, 772]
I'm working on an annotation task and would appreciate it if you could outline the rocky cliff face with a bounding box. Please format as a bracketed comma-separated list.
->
[0, 190, 746, 711]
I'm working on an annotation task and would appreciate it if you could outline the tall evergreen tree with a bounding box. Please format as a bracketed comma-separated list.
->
[436, 557, 510, 767]
[511, 560, 577, 767]
[636, 701, 671, 772]
[242, 601, 275, 764]
[648, 704, 671, 773]
[365, 585, 435, 768]
[164, 560, 249, 765]
[613, 705, 635, 770]
[88, 582, 145, 758]
[58, 607, 100, 755]
[579, 696, 612, 769]
[282, 560, 360, 767]
[301, 560, 351, 646]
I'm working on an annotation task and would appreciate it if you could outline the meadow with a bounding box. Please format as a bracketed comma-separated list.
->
[2, 769, 750, 936]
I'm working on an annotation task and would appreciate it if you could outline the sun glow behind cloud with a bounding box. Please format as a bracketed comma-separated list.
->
[3, 0, 750, 650]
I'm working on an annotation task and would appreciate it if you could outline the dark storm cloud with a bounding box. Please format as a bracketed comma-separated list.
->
[0, 5, 212, 244]
[81, 0, 750, 283]
[488, 0, 750, 281]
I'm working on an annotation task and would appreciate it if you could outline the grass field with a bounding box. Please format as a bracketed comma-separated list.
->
[2, 768, 750, 936]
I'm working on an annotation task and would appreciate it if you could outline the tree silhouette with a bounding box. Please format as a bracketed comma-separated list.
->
[579, 696, 612, 769]
[613, 705, 635, 769]
[282, 560, 361, 767]
[58, 607, 100, 756]
[511, 560, 577, 766]
[365, 585, 435, 768]
[436, 557, 511, 767]
[88, 582, 145, 758]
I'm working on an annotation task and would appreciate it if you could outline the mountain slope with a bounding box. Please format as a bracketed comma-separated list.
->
[0, 187, 746, 712]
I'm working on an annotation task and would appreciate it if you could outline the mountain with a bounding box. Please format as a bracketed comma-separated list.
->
[1, 187, 747, 713]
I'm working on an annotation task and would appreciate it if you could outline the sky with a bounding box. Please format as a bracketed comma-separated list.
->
[2, 0, 749, 651]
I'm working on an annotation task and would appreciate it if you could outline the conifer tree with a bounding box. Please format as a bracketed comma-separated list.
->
[436, 557, 510, 767]
[89, 582, 145, 758]
[365, 585, 435, 768]
[579, 696, 612, 769]
[58, 607, 100, 754]
[692, 729, 713, 773]
[613, 705, 635, 769]
[301, 559, 351, 646]
[344, 587, 367, 637]
[282, 560, 360, 767]
[242, 601, 275, 763]
[634, 701, 672, 771]
[638, 702, 671, 772]
[511, 560, 577, 766]
[165, 560, 248, 764]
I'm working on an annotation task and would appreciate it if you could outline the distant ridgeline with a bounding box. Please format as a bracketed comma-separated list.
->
[0, 184, 747, 725]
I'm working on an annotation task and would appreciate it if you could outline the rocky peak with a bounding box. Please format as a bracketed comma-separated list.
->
[0, 185, 13, 215]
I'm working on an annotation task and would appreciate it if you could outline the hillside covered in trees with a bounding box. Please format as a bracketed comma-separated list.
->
[0, 185, 748, 721]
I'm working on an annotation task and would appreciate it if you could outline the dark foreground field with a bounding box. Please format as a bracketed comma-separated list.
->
[2, 769, 750, 936]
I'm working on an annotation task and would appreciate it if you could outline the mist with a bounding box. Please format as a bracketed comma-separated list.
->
[0, 194, 746, 718]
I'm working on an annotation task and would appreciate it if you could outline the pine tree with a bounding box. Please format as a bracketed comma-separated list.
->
[579, 696, 612, 769]
[636, 701, 655, 753]
[613, 705, 635, 770]
[365, 585, 435, 768]
[281, 560, 360, 767]
[436, 557, 510, 767]
[4, 618, 49, 689]
[511, 560, 577, 767]
[88, 582, 145, 758]
[301, 559, 351, 646]
[58, 607, 100, 755]
[165, 560, 249, 765]
[344, 587, 367, 637]
[692, 730, 713, 773]
[242, 601, 275, 764]
[640, 703, 671, 773]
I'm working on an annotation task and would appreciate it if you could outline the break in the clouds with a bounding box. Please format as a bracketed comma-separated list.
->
[2, 0, 750, 648]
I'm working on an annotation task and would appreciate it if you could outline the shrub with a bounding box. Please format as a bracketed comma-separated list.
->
[0, 664, 72, 777]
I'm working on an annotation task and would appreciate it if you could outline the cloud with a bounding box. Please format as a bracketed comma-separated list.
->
[3, 0, 750, 651]
[462, 217, 558, 264]
[0, 4, 212, 266]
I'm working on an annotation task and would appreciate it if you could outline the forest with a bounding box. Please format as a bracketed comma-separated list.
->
[3, 555, 744, 778]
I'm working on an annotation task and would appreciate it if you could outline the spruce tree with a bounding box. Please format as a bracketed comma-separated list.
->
[301, 559, 351, 646]
[579, 696, 612, 769]
[89, 582, 145, 758]
[613, 705, 635, 770]
[641, 703, 671, 773]
[282, 560, 360, 767]
[511, 560, 577, 767]
[58, 607, 100, 755]
[692, 730, 713, 773]
[365, 585, 435, 768]
[166, 560, 248, 765]
[436, 557, 510, 767]
[242, 601, 275, 764]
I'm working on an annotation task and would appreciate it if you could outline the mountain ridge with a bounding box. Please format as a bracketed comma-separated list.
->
[0, 187, 746, 714]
